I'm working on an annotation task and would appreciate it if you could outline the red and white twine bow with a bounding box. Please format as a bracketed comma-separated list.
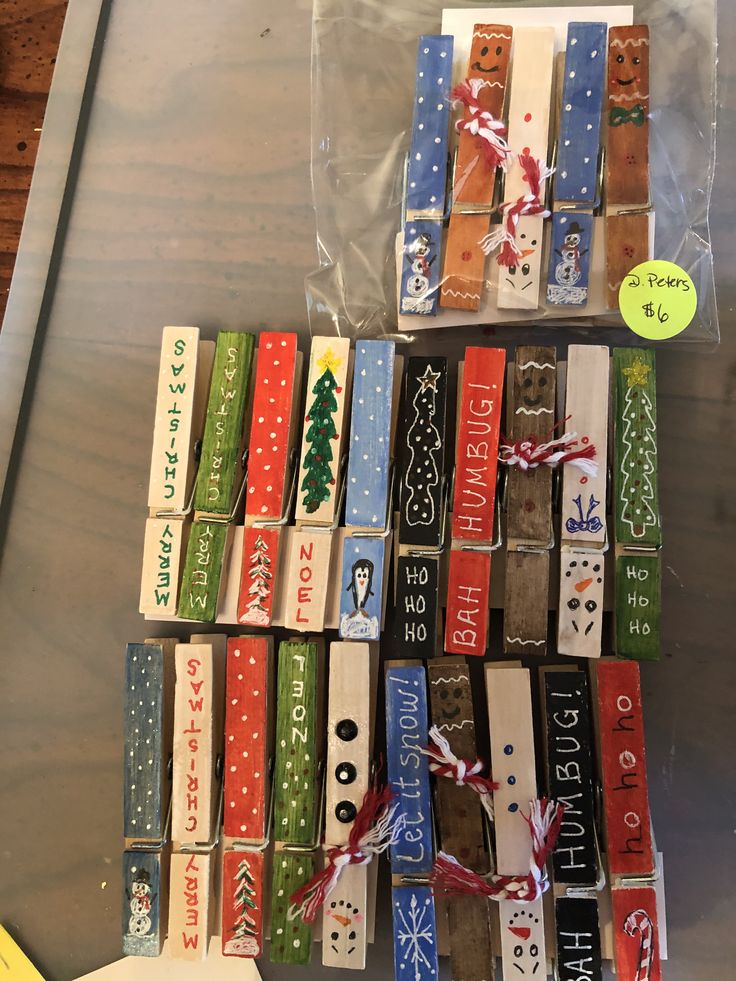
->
[479, 154, 554, 264]
[421, 726, 498, 821]
[430, 798, 566, 904]
[452, 79, 513, 173]
[499, 431, 598, 477]
[288, 785, 404, 924]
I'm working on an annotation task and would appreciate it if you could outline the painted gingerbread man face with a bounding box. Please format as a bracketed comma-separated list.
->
[515, 355, 555, 415]
[608, 27, 650, 109]
[469, 25, 512, 83]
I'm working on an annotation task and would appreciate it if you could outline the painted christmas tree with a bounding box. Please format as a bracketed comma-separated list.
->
[244, 534, 272, 625]
[301, 348, 342, 513]
[224, 857, 260, 956]
[620, 359, 657, 539]
[405, 365, 442, 527]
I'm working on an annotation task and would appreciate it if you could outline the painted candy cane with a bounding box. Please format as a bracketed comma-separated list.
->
[624, 909, 653, 981]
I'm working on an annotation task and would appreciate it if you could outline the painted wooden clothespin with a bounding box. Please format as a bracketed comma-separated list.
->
[542, 668, 603, 981]
[385, 661, 439, 981]
[122, 640, 175, 956]
[177, 333, 255, 622]
[485, 664, 548, 980]
[558, 345, 610, 659]
[493, 27, 555, 311]
[284, 337, 352, 632]
[445, 347, 505, 657]
[605, 26, 652, 309]
[547, 23, 607, 308]
[613, 349, 661, 661]
[426, 658, 494, 980]
[270, 640, 324, 965]
[400, 35, 454, 316]
[440, 24, 513, 311]
[593, 659, 661, 980]
[140, 327, 214, 617]
[168, 636, 227, 960]
[502, 347, 557, 655]
[393, 357, 448, 659]
[221, 635, 274, 958]
[305, 641, 374, 969]
[237, 333, 301, 628]
[338, 340, 399, 641]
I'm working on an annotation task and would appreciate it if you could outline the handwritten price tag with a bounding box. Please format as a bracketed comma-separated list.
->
[619, 260, 697, 340]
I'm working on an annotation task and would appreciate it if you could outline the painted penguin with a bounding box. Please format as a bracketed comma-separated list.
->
[347, 559, 374, 617]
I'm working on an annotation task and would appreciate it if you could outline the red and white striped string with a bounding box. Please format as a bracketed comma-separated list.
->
[624, 909, 654, 981]
[499, 431, 598, 477]
[429, 798, 566, 904]
[479, 154, 554, 265]
[421, 725, 498, 821]
[452, 79, 513, 173]
[288, 786, 404, 924]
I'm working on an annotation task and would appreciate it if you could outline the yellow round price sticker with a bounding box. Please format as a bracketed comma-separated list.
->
[618, 260, 697, 340]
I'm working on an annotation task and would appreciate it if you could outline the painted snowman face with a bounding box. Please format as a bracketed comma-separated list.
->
[326, 899, 363, 958]
[407, 274, 429, 298]
[563, 558, 603, 635]
[565, 233, 581, 248]
[131, 880, 150, 898]
[506, 908, 543, 975]
[504, 233, 539, 294]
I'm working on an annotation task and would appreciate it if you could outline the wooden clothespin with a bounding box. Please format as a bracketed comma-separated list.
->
[495, 27, 555, 311]
[541, 668, 603, 981]
[613, 349, 661, 661]
[502, 347, 557, 655]
[558, 345, 610, 659]
[168, 636, 227, 960]
[270, 641, 324, 965]
[445, 347, 505, 656]
[221, 636, 274, 958]
[177, 333, 255, 622]
[485, 664, 547, 979]
[284, 337, 352, 631]
[237, 333, 301, 627]
[319, 642, 374, 969]
[605, 26, 652, 309]
[385, 661, 439, 981]
[338, 340, 399, 641]
[122, 641, 175, 956]
[593, 660, 661, 981]
[427, 659, 494, 979]
[393, 357, 448, 659]
[547, 23, 607, 308]
[400, 35, 454, 317]
[440, 24, 513, 311]
[140, 327, 214, 617]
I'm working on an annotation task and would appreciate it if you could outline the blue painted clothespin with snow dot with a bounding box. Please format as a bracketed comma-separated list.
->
[400, 35, 454, 316]
[338, 340, 399, 640]
[547, 22, 607, 308]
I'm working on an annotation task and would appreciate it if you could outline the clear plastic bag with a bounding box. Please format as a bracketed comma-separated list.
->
[306, 1, 718, 344]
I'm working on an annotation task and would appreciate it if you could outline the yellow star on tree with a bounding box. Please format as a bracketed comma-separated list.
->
[316, 347, 342, 376]
[623, 359, 651, 388]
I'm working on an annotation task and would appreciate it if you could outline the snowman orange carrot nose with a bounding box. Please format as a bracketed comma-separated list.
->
[519, 247, 535, 258]
[575, 577, 594, 593]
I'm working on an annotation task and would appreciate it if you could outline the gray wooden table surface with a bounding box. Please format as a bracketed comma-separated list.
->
[0, 1, 733, 978]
